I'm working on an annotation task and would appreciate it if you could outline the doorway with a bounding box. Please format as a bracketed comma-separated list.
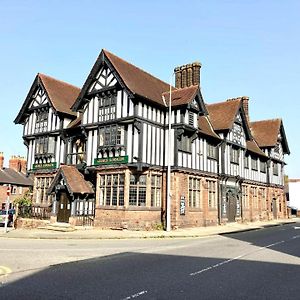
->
[227, 191, 236, 222]
[272, 198, 277, 219]
[57, 192, 71, 223]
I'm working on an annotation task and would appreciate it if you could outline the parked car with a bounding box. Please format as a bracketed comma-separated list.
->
[0, 209, 15, 226]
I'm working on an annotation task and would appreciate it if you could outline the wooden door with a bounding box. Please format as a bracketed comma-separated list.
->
[57, 192, 71, 223]
[227, 192, 236, 222]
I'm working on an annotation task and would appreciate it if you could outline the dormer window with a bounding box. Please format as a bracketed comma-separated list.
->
[230, 146, 239, 164]
[98, 91, 116, 122]
[35, 109, 48, 133]
[188, 111, 194, 126]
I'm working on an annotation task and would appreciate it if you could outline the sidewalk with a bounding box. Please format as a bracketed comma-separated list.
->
[0, 218, 299, 240]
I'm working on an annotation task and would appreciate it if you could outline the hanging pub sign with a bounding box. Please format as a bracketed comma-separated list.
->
[180, 195, 186, 215]
[94, 155, 128, 166]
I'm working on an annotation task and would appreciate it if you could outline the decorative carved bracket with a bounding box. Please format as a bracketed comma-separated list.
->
[134, 120, 142, 133]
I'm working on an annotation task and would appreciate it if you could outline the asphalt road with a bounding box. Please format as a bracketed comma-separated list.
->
[0, 223, 299, 299]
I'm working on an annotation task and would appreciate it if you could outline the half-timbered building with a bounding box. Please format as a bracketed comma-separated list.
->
[14, 49, 290, 229]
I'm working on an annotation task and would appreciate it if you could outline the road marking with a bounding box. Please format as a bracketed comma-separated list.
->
[190, 240, 285, 276]
[292, 235, 300, 239]
[0, 266, 11, 277]
[294, 226, 300, 230]
[122, 290, 148, 300]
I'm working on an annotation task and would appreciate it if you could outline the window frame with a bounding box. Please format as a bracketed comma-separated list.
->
[129, 174, 147, 206]
[188, 177, 201, 208]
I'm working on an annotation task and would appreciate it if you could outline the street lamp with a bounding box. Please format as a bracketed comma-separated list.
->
[166, 74, 174, 232]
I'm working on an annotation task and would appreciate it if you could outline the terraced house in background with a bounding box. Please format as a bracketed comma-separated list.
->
[14, 49, 290, 229]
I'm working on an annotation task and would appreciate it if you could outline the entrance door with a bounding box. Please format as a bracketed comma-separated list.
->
[227, 192, 236, 222]
[272, 198, 277, 219]
[57, 192, 71, 223]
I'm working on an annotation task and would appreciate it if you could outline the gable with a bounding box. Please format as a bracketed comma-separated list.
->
[29, 87, 49, 108]
[88, 64, 118, 92]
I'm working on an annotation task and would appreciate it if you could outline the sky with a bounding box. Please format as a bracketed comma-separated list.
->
[0, 0, 299, 177]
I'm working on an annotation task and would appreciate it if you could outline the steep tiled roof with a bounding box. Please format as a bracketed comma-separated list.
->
[48, 165, 94, 195]
[250, 119, 281, 148]
[15, 73, 80, 124]
[198, 116, 221, 139]
[206, 99, 241, 131]
[246, 140, 267, 157]
[104, 50, 172, 106]
[0, 168, 33, 186]
[162, 85, 199, 107]
[39, 73, 80, 117]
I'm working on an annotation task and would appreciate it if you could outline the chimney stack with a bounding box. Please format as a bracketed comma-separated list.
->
[241, 96, 250, 122]
[174, 62, 201, 89]
[0, 152, 4, 169]
[9, 155, 27, 173]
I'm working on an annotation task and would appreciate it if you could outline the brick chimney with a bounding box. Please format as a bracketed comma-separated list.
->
[0, 152, 4, 169]
[9, 155, 27, 173]
[174, 62, 201, 88]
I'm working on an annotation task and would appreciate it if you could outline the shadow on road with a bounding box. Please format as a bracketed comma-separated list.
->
[1, 247, 299, 300]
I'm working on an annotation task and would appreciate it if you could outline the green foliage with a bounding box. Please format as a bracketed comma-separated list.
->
[13, 190, 32, 207]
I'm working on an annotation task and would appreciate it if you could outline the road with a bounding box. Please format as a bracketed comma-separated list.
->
[0, 223, 299, 299]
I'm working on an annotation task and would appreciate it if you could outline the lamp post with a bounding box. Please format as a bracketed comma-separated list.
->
[4, 184, 11, 233]
[166, 74, 173, 232]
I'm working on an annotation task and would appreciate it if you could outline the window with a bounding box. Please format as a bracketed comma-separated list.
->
[35, 110, 48, 133]
[251, 187, 258, 209]
[35, 137, 55, 155]
[251, 157, 258, 170]
[189, 177, 201, 208]
[244, 155, 249, 169]
[99, 174, 124, 206]
[207, 180, 217, 209]
[99, 125, 123, 146]
[178, 135, 191, 152]
[242, 185, 249, 209]
[260, 161, 266, 173]
[188, 111, 194, 126]
[207, 143, 217, 159]
[230, 146, 239, 164]
[11, 186, 17, 195]
[260, 188, 266, 210]
[98, 91, 116, 122]
[151, 175, 161, 207]
[36, 177, 52, 204]
[129, 174, 147, 206]
[273, 162, 278, 175]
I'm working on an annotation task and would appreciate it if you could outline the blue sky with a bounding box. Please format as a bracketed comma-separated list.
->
[0, 0, 299, 177]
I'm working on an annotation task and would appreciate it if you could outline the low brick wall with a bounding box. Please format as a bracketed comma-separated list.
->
[15, 218, 49, 229]
[94, 208, 162, 230]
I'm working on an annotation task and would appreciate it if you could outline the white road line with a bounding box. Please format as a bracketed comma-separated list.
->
[292, 235, 300, 239]
[190, 240, 286, 276]
[122, 290, 148, 300]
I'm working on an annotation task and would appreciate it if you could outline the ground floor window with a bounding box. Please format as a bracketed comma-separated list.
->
[151, 174, 161, 207]
[242, 185, 249, 209]
[35, 177, 52, 204]
[189, 177, 201, 208]
[129, 174, 147, 206]
[207, 180, 217, 208]
[99, 174, 124, 206]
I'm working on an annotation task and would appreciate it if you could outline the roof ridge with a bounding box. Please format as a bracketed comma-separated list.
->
[38, 73, 81, 90]
[250, 118, 282, 124]
[206, 98, 241, 107]
[103, 49, 173, 89]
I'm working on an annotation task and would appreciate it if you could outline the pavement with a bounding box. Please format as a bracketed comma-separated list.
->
[0, 217, 299, 240]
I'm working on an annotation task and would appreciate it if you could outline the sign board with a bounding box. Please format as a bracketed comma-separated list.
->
[32, 162, 57, 170]
[180, 195, 186, 215]
[94, 156, 128, 166]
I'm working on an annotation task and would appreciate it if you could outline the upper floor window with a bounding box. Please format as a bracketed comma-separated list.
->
[207, 142, 217, 159]
[251, 157, 258, 170]
[99, 125, 123, 147]
[230, 146, 239, 164]
[35, 136, 55, 155]
[273, 162, 279, 176]
[35, 110, 48, 133]
[244, 155, 249, 169]
[260, 161, 266, 173]
[178, 135, 191, 152]
[188, 111, 194, 126]
[98, 91, 116, 122]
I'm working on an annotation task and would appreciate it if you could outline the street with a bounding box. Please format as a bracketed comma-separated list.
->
[0, 223, 300, 299]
